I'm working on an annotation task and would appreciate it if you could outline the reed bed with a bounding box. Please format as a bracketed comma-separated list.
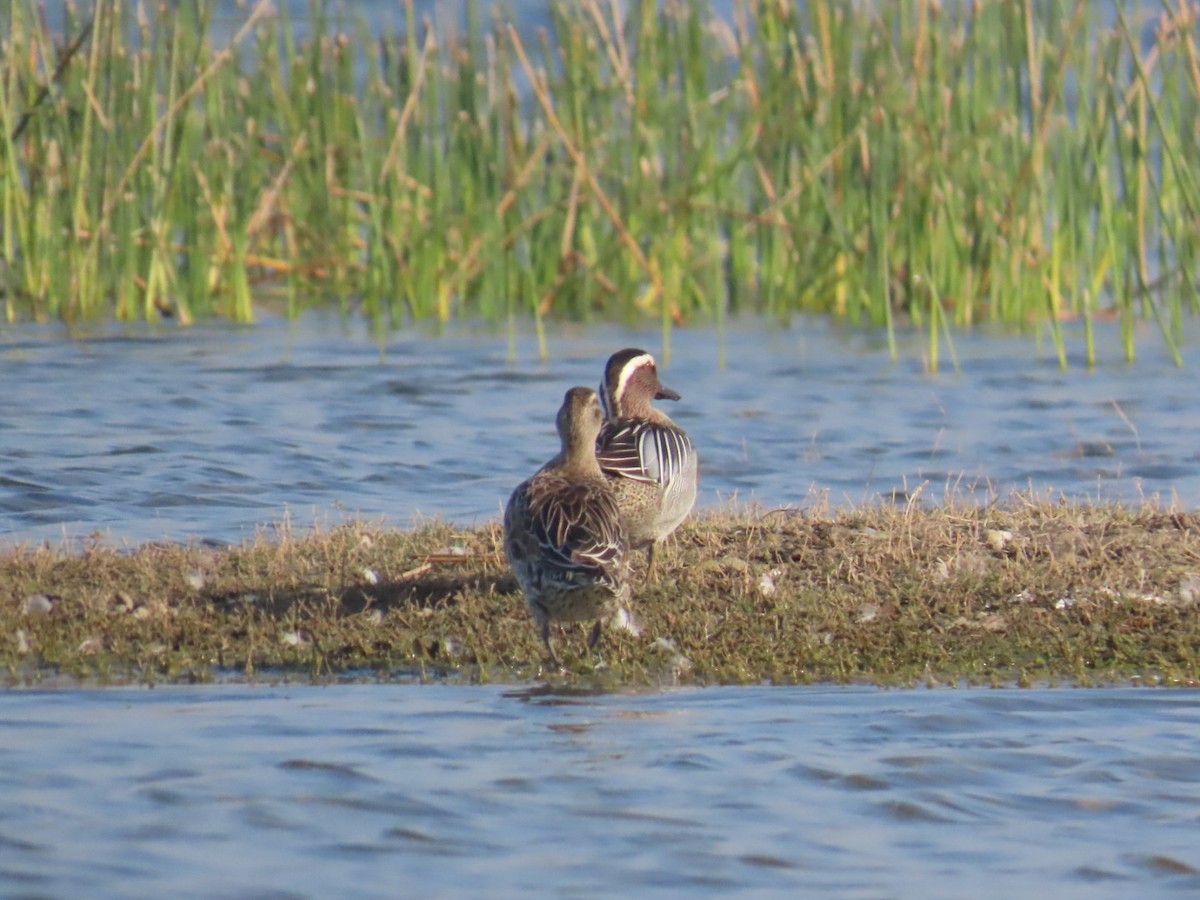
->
[2, 0, 1199, 366]
[3, 498, 1200, 687]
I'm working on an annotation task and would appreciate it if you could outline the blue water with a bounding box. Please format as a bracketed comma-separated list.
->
[7, 317, 1198, 896]
[2, 314, 1199, 547]
[2, 684, 1198, 897]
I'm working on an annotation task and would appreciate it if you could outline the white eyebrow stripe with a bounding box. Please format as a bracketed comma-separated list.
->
[614, 354, 655, 405]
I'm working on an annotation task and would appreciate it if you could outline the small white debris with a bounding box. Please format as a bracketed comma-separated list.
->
[442, 637, 462, 657]
[15, 629, 30, 654]
[361, 567, 380, 585]
[438, 545, 468, 557]
[1055, 596, 1077, 610]
[1178, 574, 1200, 607]
[185, 569, 207, 591]
[985, 529, 1013, 553]
[757, 572, 777, 597]
[858, 603, 880, 623]
[649, 637, 691, 677]
[613, 607, 642, 637]
[934, 559, 951, 582]
[76, 637, 99, 654]
[21, 594, 53, 617]
[280, 630, 306, 646]
[1009, 590, 1035, 605]
[362, 609, 384, 625]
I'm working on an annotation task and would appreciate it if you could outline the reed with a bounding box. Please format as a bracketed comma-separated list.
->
[1, 0, 1198, 366]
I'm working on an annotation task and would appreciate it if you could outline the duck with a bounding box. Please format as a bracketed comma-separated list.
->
[596, 348, 698, 575]
[504, 386, 632, 665]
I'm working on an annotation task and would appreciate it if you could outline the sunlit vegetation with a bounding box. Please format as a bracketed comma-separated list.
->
[2, 1, 1199, 366]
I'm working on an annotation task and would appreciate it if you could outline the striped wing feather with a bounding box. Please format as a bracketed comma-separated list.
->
[597, 419, 692, 488]
[514, 474, 625, 589]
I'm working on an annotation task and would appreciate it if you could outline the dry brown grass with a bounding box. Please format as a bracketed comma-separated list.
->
[3, 496, 1200, 687]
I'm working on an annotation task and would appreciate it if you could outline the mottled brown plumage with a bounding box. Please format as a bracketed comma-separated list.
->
[596, 349, 698, 575]
[504, 387, 631, 664]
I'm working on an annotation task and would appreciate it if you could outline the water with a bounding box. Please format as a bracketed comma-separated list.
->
[2, 314, 1198, 547]
[1, 684, 1197, 897]
[5, 318, 1200, 894]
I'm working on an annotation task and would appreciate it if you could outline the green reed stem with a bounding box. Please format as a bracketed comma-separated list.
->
[1, 0, 1198, 364]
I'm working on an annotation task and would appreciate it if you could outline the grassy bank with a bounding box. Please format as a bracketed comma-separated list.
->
[3, 497, 1199, 687]
[2, 1, 1199, 366]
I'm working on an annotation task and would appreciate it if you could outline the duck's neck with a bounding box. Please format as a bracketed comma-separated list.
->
[618, 396, 673, 426]
[561, 434, 604, 478]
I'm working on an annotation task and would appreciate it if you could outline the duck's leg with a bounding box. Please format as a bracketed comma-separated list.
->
[541, 621, 562, 669]
[586, 619, 604, 650]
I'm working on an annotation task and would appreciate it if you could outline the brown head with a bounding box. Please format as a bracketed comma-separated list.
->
[598, 348, 680, 419]
[556, 386, 606, 470]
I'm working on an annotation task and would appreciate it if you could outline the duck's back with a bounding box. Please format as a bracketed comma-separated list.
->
[504, 469, 628, 620]
[597, 414, 697, 548]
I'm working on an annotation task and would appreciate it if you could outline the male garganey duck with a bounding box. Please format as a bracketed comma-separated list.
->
[596, 348, 698, 575]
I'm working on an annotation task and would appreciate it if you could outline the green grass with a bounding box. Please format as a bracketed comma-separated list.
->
[2, 0, 1199, 367]
[4, 498, 1200, 687]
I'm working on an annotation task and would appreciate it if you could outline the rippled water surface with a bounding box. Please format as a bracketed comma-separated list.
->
[5, 319, 1200, 895]
[2, 684, 1199, 897]
[3, 315, 1199, 546]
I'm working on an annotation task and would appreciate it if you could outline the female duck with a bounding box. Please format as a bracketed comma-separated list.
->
[504, 387, 631, 664]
